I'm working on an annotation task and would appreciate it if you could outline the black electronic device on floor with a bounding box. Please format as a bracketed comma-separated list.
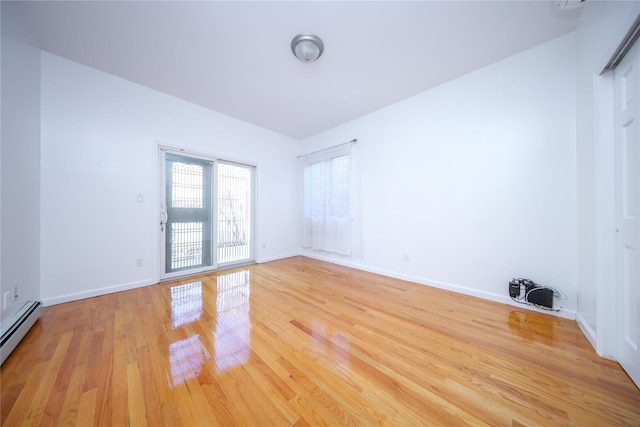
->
[508, 278, 558, 310]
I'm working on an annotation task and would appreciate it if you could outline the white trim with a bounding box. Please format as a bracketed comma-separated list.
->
[576, 311, 599, 352]
[157, 144, 167, 281]
[597, 2, 640, 74]
[42, 279, 156, 306]
[257, 252, 300, 264]
[162, 265, 218, 281]
[150, 142, 160, 285]
[301, 253, 576, 320]
[157, 142, 258, 168]
[254, 164, 262, 265]
[593, 70, 618, 359]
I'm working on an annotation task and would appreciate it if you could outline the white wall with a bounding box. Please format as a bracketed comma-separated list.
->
[575, 0, 640, 357]
[40, 53, 299, 305]
[0, 3, 42, 325]
[300, 34, 578, 318]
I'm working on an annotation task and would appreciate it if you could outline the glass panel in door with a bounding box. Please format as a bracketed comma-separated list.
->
[165, 153, 213, 274]
[217, 162, 254, 265]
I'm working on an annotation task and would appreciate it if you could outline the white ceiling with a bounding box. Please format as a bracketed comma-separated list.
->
[11, 1, 582, 140]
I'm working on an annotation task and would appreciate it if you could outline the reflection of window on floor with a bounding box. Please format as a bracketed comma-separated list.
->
[311, 319, 351, 368]
[169, 335, 204, 385]
[170, 281, 203, 328]
[214, 270, 251, 372]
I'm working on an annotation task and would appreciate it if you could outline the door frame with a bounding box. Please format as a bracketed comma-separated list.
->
[613, 39, 640, 386]
[587, 5, 640, 363]
[592, 71, 617, 359]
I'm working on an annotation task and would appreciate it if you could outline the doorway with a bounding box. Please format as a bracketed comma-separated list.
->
[614, 38, 640, 388]
[159, 148, 255, 279]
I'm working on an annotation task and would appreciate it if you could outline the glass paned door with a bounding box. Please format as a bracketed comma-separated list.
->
[217, 162, 254, 265]
[164, 153, 214, 275]
[160, 149, 255, 279]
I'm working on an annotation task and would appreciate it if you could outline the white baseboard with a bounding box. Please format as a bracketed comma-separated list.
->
[576, 312, 598, 351]
[42, 279, 156, 306]
[42, 252, 299, 306]
[257, 252, 300, 264]
[42, 253, 578, 322]
[300, 252, 576, 320]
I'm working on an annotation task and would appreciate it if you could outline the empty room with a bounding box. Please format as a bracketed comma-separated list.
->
[1, 1, 640, 425]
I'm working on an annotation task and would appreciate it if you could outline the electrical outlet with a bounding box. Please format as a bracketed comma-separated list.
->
[403, 254, 410, 262]
[261, 242, 266, 249]
[136, 258, 144, 267]
[136, 193, 144, 203]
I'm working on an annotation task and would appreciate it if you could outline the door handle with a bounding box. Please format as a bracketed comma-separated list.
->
[160, 209, 168, 232]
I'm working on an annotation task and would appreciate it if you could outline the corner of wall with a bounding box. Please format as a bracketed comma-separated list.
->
[1, 5, 42, 325]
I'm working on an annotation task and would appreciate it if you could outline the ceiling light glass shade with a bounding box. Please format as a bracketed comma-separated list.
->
[291, 33, 324, 63]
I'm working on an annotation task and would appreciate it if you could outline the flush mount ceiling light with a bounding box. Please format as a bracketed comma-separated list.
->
[291, 33, 324, 63]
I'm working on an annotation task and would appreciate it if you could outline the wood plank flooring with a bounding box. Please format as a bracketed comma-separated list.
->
[1, 256, 639, 426]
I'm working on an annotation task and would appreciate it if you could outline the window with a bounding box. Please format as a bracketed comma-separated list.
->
[300, 142, 353, 255]
[217, 162, 254, 265]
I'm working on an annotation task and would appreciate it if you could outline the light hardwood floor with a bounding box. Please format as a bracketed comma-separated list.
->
[1, 256, 639, 426]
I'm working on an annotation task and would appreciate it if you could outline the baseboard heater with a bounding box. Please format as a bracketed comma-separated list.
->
[1, 301, 42, 365]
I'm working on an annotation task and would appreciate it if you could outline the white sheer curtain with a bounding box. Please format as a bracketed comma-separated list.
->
[300, 142, 352, 255]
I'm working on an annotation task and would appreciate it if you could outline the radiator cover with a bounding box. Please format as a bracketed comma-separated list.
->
[1, 301, 42, 365]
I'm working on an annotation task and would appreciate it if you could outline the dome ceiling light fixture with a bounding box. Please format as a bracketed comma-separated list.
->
[291, 33, 324, 63]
